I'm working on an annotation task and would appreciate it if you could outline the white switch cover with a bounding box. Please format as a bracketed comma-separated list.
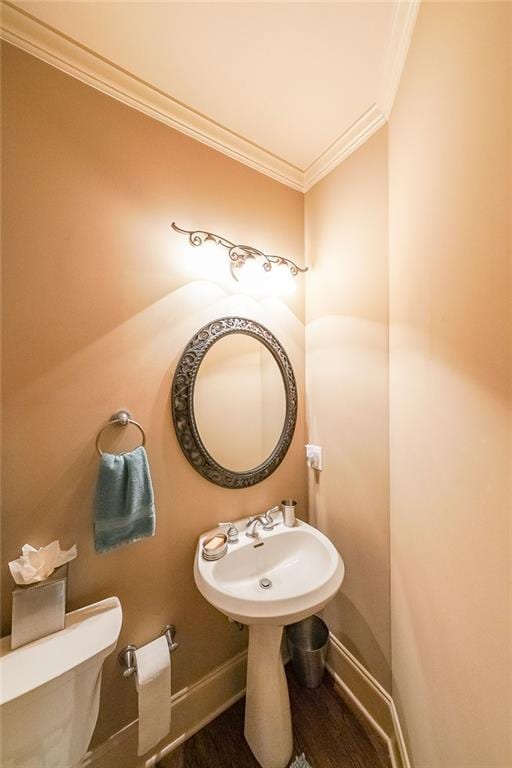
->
[305, 444, 323, 471]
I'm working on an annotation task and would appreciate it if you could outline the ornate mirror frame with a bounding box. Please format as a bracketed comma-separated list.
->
[171, 317, 297, 488]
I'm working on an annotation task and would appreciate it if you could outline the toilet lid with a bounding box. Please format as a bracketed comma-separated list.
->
[0, 596, 122, 705]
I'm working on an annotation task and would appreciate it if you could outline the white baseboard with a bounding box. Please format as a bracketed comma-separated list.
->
[81, 649, 248, 768]
[326, 633, 411, 768]
[83, 635, 410, 768]
[389, 696, 412, 768]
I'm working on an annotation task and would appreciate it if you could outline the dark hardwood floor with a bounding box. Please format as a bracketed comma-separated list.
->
[159, 667, 391, 768]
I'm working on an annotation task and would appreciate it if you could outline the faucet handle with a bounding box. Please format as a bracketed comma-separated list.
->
[218, 522, 239, 543]
[263, 506, 280, 529]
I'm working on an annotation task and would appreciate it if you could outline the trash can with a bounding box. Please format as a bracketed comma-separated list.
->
[286, 615, 329, 688]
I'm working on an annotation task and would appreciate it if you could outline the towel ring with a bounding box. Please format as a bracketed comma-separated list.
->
[96, 410, 146, 456]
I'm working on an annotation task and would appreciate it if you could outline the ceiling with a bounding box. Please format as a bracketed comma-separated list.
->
[2, 1, 419, 190]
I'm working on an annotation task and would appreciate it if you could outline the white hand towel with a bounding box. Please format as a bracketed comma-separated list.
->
[135, 636, 171, 756]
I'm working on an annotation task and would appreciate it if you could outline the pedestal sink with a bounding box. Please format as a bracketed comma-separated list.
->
[194, 516, 345, 768]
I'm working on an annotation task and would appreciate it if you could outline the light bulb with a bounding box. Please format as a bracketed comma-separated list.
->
[266, 264, 296, 297]
[234, 259, 296, 297]
[235, 258, 267, 295]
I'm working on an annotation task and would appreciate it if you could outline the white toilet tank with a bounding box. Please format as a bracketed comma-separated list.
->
[0, 596, 123, 768]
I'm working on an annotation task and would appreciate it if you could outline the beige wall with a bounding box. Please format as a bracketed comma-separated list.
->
[305, 127, 391, 690]
[1, 43, 307, 748]
[305, 4, 511, 761]
[389, 3, 512, 766]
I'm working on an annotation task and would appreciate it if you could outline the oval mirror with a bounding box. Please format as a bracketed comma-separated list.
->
[194, 334, 286, 472]
[171, 317, 297, 488]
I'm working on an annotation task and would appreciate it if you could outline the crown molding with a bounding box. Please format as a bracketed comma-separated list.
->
[0, 1, 303, 191]
[0, 0, 420, 194]
[303, 104, 387, 191]
[378, 0, 421, 119]
[303, 0, 420, 192]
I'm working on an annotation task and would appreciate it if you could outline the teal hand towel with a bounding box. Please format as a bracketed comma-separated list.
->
[94, 446, 156, 553]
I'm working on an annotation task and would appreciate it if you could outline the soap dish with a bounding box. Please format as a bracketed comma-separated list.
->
[202, 533, 228, 561]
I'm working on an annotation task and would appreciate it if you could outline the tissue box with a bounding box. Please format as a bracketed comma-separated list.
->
[11, 564, 68, 649]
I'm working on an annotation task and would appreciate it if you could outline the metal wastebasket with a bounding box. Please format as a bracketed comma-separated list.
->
[286, 615, 329, 688]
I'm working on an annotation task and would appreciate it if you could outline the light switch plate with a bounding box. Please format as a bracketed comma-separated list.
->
[305, 444, 323, 471]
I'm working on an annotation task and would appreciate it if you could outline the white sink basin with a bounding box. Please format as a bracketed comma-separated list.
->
[194, 515, 344, 768]
[194, 518, 344, 625]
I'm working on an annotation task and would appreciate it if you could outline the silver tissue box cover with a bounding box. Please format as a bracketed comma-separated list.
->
[11, 565, 67, 649]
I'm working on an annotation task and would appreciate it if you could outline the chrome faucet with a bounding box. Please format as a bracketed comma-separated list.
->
[245, 515, 272, 539]
[245, 507, 280, 539]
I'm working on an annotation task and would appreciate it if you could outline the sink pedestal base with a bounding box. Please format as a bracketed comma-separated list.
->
[244, 624, 293, 768]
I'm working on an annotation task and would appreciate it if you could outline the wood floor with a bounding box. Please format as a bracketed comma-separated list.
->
[158, 667, 391, 768]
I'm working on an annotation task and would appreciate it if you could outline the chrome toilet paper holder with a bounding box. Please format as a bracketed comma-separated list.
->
[118, 624, 178, 679]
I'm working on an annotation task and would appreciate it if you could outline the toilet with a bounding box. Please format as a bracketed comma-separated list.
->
[0, 596, 122, 768]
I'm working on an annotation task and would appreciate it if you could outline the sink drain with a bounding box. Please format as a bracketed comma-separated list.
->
[259, 577, 272, 589]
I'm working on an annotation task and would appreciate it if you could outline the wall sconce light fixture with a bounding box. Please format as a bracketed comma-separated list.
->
[171, 222, 307, 285]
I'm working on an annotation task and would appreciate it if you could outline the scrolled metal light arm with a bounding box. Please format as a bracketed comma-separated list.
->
[171, 222, 308, 282]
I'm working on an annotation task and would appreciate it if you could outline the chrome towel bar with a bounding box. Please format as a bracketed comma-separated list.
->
[118, 624, 178, 679]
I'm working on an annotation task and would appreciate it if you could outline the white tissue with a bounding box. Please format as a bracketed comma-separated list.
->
[8, 541, 77, 585]
[135, 636, 172, 756]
